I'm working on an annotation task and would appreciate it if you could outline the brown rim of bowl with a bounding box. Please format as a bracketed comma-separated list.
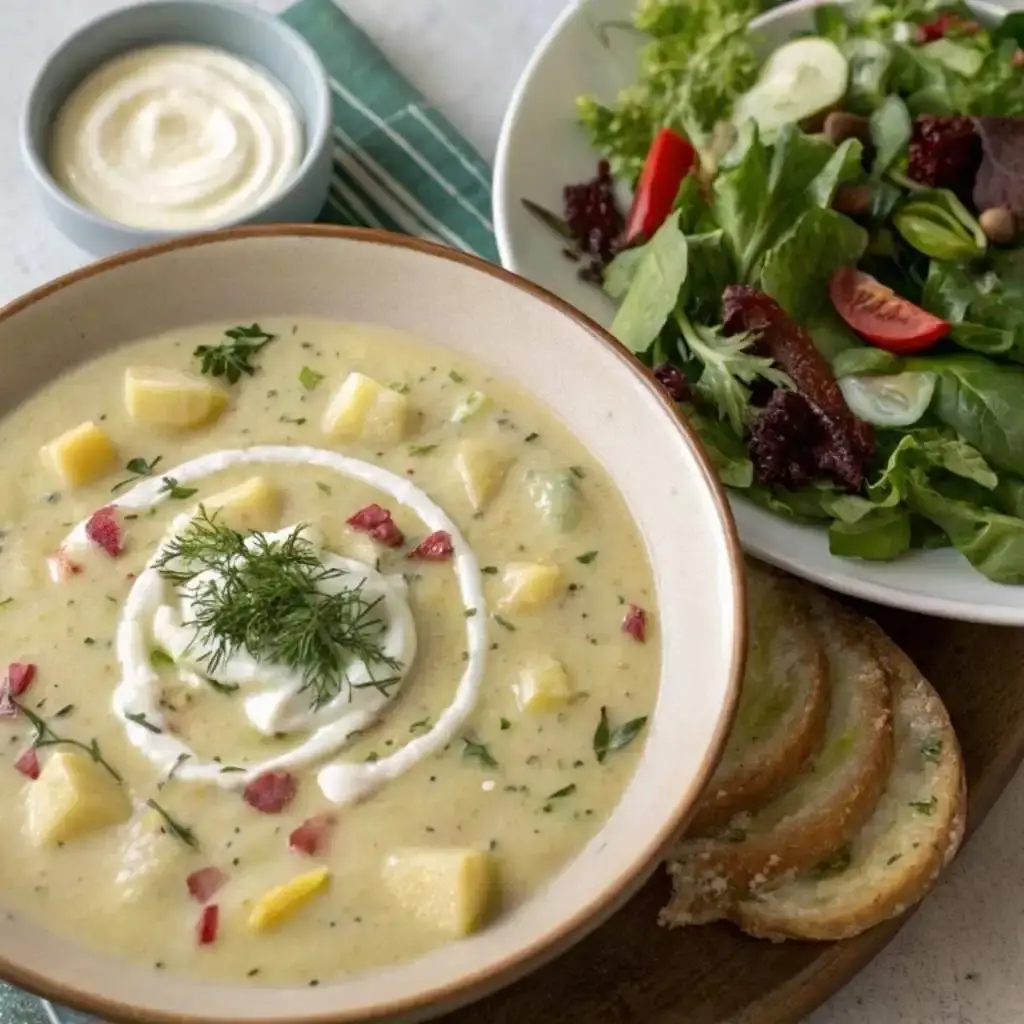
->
[0, 224, 748, 1024]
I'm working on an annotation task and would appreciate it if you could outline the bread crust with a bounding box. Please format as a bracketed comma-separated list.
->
[662, 597, 893, 927]
[732, 619, 966, 942]
[689, 562, 830, 834]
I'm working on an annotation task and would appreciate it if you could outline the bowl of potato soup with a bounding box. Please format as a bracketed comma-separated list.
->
[0, 226, 744, 1023]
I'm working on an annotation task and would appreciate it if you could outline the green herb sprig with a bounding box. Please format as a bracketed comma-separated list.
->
[14, 701, 122, 782]
[160, 477, 198, 500]
[154, 510, 401, 710]
[112, 455, 162, 493]
[593, 706, 648, 764]
[146, 798, 199, 849]
[194, 324, 275, 384]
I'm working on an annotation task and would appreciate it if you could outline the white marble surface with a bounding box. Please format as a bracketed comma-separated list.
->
[1, 1, 1023, 1022]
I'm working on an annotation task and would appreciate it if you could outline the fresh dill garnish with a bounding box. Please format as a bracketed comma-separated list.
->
[53, 704, 75, 719]
[299, 366, 324, 390]
[194, 323, 275, 384]
[154, 509, 401, 710]
[145, 798, 199, 849]
[13, 700, 122, 782]
[112, 455, 162, 493]
[461, 737, 498, 767]
[493, 614, 517, 632]
[160, 477, 198, 500]
[409, 718, 432, 734]
[126, 711, 163, 734]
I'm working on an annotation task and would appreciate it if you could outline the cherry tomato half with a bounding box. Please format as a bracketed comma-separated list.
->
[829, 267, 950, 354]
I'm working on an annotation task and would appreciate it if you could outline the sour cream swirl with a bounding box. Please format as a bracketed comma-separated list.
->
[49, 45, 303, 230]
[56, 446, 488, 807]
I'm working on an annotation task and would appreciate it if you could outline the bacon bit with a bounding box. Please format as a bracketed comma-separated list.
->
[85, 506, 124, 557]
[7, 663, 36, 697]
[289, 813, 336, 856]
[14, 748, 39, 780]
[406, 531, 454, 561]
[243, 770, 298, 813]
[346, 503, 405, 548]
[186, 866, 227, 904]
[196, 904, 219, 945]
[622, 604, 648, 643]
[50, 549, 83, 581]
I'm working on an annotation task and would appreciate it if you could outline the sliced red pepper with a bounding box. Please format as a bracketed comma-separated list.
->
[622, 604, 648, 643]
[346, 503, 405, 548]
[624, 128, 698, 246]
[7, 663, 36, 697]
[85, 506, 124, 557]
[289, 813, 336, 856]
[915, 13, 979, 44]
[186, 867, 227, 903]
[407, 531, 454, 562]
[14, 748, 40, 780]
[243, 770, 298, 813]
[196, 904, 219, 945]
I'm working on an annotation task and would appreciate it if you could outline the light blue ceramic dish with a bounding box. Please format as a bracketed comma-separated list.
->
[20, 0, 333, 256]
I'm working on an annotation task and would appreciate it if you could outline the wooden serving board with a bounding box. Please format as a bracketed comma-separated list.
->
[446, 603, 1024, 1024]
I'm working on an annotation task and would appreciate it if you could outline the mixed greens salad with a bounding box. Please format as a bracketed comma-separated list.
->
[528, 0, 1024, 584]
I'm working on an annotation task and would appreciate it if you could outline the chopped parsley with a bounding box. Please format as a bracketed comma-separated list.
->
[149, 649, 174, 669]
[547, 783, 577, 800]
[593, 706, 647, 764]
[194, 323, 275, 384]
[569, 466, 587, 479]
[576, 550, 599, 565]
[112, 455, 162, 493]
[920, 737, 943, 764]
[448, 370, 466, 384]
[493, 614, 517, 632]
[481, 565, 499, 575]
[461, 737, 498, 768]
[126, 711, 162, 734]
[160, 476, 198, 500]
[409, 718, 432, 734]
[299, 366, 324, 390]
[499, 717, 511, 731]
[524, 432, 540, 443]
[316, 481, 332, 496]
[408, 444, 438, 456]
[909, 796, 938, 816]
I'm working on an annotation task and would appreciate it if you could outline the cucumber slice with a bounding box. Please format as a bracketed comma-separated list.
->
[838, 371, 937, 428]
[733, 38, 850, 140]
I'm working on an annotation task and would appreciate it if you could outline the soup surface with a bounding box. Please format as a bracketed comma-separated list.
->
[0, 319, 658, 984]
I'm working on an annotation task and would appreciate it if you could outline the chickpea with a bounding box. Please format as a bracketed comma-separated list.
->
[979, 206, 1017, 246]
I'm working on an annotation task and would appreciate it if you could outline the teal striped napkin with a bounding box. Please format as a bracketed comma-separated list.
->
[6, 1, 495, 1021]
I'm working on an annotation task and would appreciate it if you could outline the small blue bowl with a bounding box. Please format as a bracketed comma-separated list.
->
[20, 0, 333, 256]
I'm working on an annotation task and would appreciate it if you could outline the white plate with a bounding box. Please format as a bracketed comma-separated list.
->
[493, 0, 1024, 625]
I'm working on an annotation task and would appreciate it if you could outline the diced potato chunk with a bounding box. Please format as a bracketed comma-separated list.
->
[124, 367, 229, 429]
[498, 562, 562, 612]
[336, 526, 380, 565]
[41, 421, 117, 488]
[382, 847, 498, 937]
[26, 751, 131, 846]
[455, 440, 514, 512]
[248, 867, 331, 932]
[450, 391, 489, 423]
[202, 476, 281, 533]
[321, 372, 408, 444]
[515, 656, 572, 714]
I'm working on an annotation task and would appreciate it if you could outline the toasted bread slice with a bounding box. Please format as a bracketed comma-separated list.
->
[689, 562, 829, 834]
[733, 621, 965, 942]
[661, 598, 892, 927]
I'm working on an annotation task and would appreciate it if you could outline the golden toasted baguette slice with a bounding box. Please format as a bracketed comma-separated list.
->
[690, 562, 829, 834]
[661, 598, 892, 927]
[733, 622, 966, 942]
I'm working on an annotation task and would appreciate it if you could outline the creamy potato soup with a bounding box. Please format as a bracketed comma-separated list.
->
[0, 320, 658, 984]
